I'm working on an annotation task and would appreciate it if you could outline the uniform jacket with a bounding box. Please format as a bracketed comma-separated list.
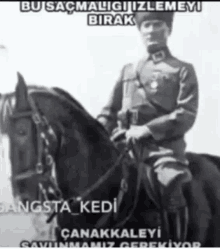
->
[97, 47, 199, 166]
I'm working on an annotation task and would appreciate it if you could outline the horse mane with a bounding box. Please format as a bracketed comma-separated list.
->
[24, 85, 114, 149]
[51, 87, 111, 143]
[200, 153, 220, 171]
[52, 87, 87, 112]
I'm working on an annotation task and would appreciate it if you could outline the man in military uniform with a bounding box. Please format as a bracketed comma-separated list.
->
[97, 11, 198, 241]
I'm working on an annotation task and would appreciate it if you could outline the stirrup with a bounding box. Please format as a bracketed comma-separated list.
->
[164, 206, 189, 241]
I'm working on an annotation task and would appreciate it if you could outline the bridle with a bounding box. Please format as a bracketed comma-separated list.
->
[10, 94, 62, 204]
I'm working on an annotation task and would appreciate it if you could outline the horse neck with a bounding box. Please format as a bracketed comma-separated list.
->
[28, 89, 123, 201]
[55, 119, 122, 201]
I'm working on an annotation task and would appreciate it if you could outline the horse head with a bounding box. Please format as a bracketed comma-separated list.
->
[9, 73, 60, 204]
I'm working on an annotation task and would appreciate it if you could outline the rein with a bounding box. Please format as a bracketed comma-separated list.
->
[46, 145, 130, 223]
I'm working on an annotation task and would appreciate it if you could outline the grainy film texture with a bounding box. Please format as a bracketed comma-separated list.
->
[0, 1, 219, 247]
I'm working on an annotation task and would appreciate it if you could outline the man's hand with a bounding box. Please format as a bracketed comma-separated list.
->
[126, 125, 152, 143]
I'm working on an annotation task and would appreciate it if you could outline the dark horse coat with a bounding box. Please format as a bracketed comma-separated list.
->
[1, 73, 220, 246]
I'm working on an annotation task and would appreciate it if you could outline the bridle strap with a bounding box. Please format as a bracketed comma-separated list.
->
[10, 111, 33, 119]
[28, 95, 45, 174]
[10, 169, 36, 182]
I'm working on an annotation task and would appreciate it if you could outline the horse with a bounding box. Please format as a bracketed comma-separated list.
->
[2, 72, 220, 246]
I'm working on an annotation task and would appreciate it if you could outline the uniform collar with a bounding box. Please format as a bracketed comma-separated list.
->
[147, 46, 171, 63]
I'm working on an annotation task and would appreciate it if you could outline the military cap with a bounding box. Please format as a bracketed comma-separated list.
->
[134, 11, 174, 31]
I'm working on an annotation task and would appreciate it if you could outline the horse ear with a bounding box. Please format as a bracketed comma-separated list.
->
[15, 72, 31, 111]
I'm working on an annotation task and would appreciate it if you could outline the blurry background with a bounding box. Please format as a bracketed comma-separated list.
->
[0, 1, 219, 246]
